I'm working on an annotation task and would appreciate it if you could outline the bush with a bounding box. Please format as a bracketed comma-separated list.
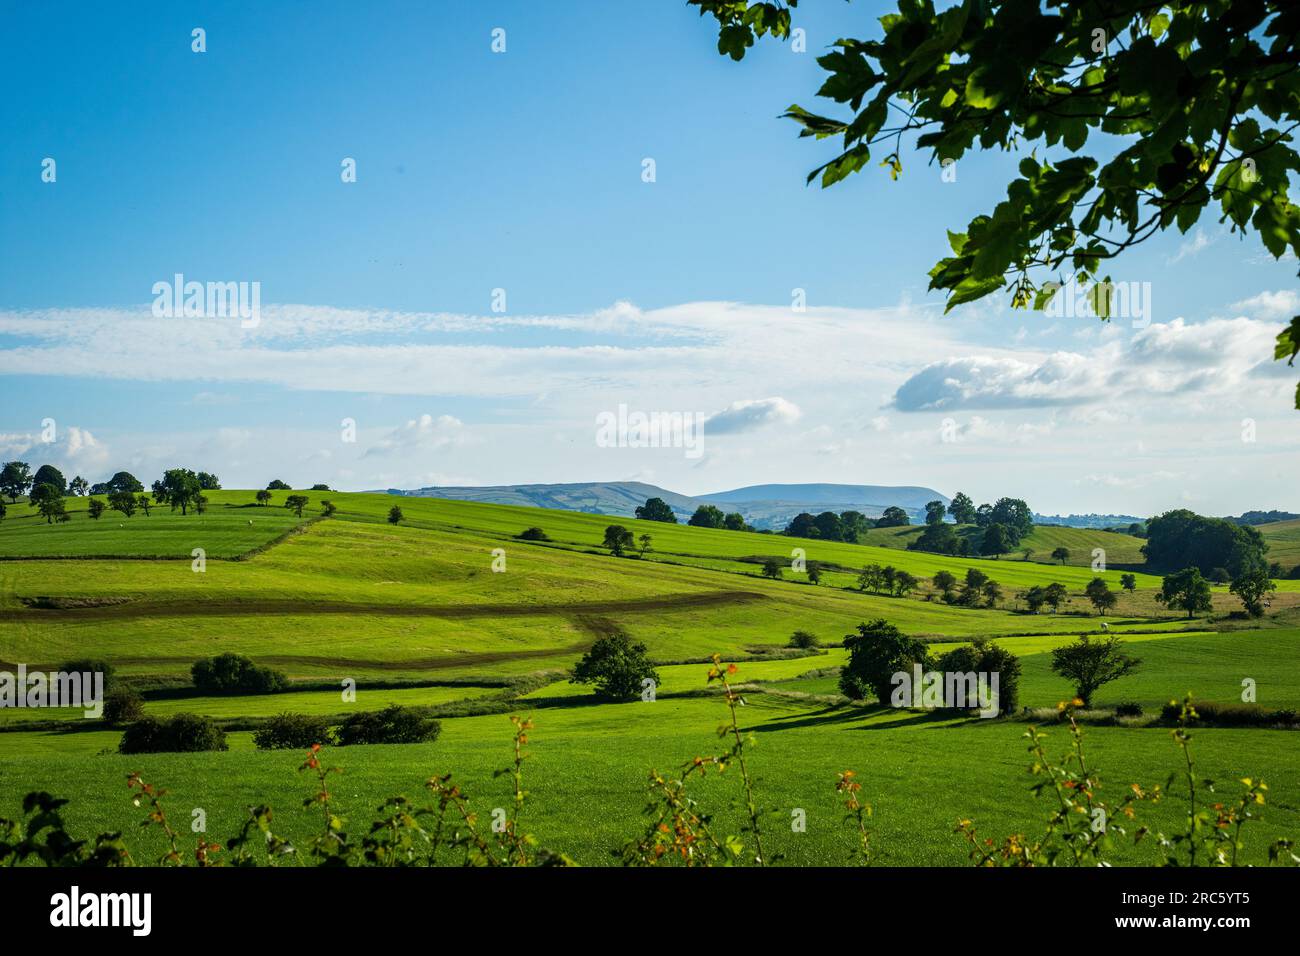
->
[516, 527, 550, 541]
[334, 705, 441, 746]
[191, 653, 289, 695]
[1159, 699, 1299, 727]
[1115, 701, 1144, 718]
[787, 630, 818, 649]
[253, 713, 333, 750]
[932, 638, 1022, 715]
[388, 506, 403, 524]
[102, 687, 144, 725]
[118, 713, 227, 754]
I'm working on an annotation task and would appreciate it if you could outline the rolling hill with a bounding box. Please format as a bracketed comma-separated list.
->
[385, 480, 950, 530]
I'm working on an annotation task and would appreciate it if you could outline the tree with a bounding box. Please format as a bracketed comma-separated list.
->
[924, 500, 947, 525]
[255, 489, 273, 506]
[29, 483, 65, 523]
[857, 563, 885, 593]
[267, 479, 292, 490]
[784, 512, 819, 537]
[137, 494, 152, 516]
[958, 568, 989, 606]
[0, 461, 32, 503]
[909, 520, 961, 555]
[1051, 547, 1071, 565]
[932, 570, 957, 601]
[1044, 582, 1069, 613]
[982, 579, 1002, 608]
[693, 0, 1300, 409]
[839, 619, 930, 703]
[197, 472, 221, 490]
[893, 570, 919, 598]
[1120, 573, 1137, 593]
[1023, 586, 1047, 614]
[155, 468, 202, 515]
[990, 498, 1034, 539]
[839, 510, 870, 542]
[974, 504, 994, 528]
[194, 494, 208, 515]
[108, 490, 137, 517]
[571, 633, 660, 701]
[387, 506, 403, 524]
[980, 523, 1012, 558]
[1050, 635, 1142, 708]
[105, 471, 144, 494]
[310, 484, 331, 492]
[1156, 567, 1214, 619]
[87, 498, 106, 520]
[321, 499, 338, 517]
[813, 511, 844, 541]
[68, 476, 88, 496]
[806, 561, 822, 585]
[284, 495, 309, 517]
[638, 532, 652, 554]
[761, 557, 783, 579]
[1229, 567, 1275, 617]
[788, 630, 818, 649]
[32, 465, 66, 496]
[688, 504, 726, 529]
[875, 505, 910, 528]
[1021, 548, 1033, 561]
[603, 524, 634, 556]
[634, 497, 677, 523]
[1143, 510, 1269, 578]
[0, 500, 5, 522]
[1084, 577, 1118, 615]
[724, 512, 748, 531]
[949, 492, 976, 525]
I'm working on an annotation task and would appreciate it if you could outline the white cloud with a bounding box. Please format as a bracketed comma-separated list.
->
[1229, 289, 1300, 321]
[705, 397, 801, 434]
[365, 414, 465, 458]
[1167, 229, 1212, 264]
[892, 317, 1288, 411]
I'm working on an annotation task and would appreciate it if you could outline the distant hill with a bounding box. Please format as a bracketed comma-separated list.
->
[381, 480, 949, 530]
[1226, 510, 1300, 526]
[1033, 513, 1146, 529]
[384, 481, 708, 520]
[697, 483, 949, 531]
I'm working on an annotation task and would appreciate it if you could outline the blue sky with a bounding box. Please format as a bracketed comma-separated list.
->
[1, 1, 1297, 515]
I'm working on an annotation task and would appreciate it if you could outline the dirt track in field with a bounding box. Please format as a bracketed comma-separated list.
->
[4, 589, 767, 623]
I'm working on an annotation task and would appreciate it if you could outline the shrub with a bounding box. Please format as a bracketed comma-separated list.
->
[932, 638, 1021, 715]
[191, 653, 289, 695]
[516, 527, 550, 541]
[102, 687, 144, 725]
[1159, 699, 1299, 727]
[1115, 701, 1144, 718]
[334, 705, 441, 746]
[788, 630, 818, 649]
[118, 713, 227, 754]
[388, 506, 403, 524]
[253, 713, 333, 750]
[571, 633, 660, 700]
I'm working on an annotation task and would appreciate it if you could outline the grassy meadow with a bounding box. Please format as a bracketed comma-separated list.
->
[1, 489, 1298, 865]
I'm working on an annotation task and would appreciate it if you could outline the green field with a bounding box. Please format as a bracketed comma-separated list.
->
[1, 490, 1297, 866]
